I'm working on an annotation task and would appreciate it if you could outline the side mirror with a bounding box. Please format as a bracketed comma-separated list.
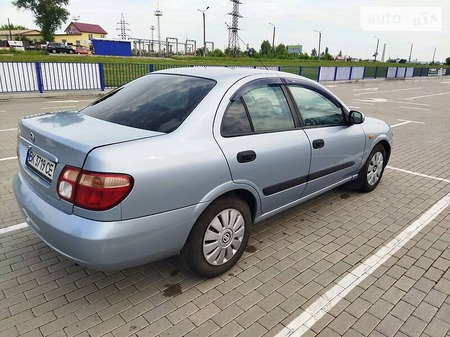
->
[348, 110, 365, 125]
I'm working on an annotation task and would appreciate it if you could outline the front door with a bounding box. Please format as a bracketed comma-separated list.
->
[286, 84, 366, 196]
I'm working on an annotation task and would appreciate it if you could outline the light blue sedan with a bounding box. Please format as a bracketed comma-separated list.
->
[13, 67, 392, 277]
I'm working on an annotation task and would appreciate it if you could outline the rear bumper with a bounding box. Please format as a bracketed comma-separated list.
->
[13, 172, 200, 270]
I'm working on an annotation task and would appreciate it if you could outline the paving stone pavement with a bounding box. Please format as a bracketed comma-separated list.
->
[0, 78, 449, 337]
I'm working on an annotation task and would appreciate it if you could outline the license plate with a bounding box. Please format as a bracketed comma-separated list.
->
[26, 149, 56, 181]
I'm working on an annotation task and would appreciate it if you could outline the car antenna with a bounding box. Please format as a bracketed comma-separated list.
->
[224, 22, 268, 70]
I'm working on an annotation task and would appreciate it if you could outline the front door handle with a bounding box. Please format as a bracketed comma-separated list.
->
[237, 150, 257, 163]
[313, 139, 325, 149]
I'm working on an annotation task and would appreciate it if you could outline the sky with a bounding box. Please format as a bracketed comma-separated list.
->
[1, 0, 449, 62]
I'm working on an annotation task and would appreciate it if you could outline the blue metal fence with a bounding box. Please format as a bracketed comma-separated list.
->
[0, 61, 448, 94]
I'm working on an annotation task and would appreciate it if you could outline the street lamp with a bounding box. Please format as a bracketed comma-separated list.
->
[269, 22, 276, 57]
[198, 6, 209, 57]
[374, 36, 379, 62]
[314, 29, 323, 60]
[432, 46, 437, 63]
[408, 42, 414, 63]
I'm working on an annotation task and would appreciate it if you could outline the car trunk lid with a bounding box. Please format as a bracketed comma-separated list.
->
[17, 111, 163, 213]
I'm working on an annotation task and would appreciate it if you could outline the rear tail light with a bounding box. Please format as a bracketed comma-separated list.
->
[57, 167, 133, 211]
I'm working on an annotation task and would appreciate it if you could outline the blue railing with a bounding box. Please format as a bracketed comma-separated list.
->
[0, 61, 448, 94]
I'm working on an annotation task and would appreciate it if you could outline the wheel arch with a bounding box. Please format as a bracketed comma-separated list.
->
[377, 140, 391, 166]
[222, 189, 258, 223]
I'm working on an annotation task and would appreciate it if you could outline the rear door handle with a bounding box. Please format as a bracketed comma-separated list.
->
[237, 150, 257, 163]
[312, 139, 325, 149]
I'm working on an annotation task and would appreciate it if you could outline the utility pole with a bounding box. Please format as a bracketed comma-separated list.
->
[408, 42, 414, 63]
[117, 13, 130, 40]
[7, 18, 12, 40]
[227, 0, 242, 57]
[432, 46, 437, 63]
[374, 36, 379, 61]
[150, 25, 155, 53]
[198, 6, 209, 57]
[154, 2, 163, 53]
[314, 29, 323, 60]
[269, 23, 275, 57]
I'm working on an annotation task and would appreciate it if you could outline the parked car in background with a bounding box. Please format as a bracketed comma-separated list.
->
[75, 46, 90, 55]
[13, 67, 393, 278]
[46, 42, 74, 54]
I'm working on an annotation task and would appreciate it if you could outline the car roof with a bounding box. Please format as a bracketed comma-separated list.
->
[156, 66, 285, 82]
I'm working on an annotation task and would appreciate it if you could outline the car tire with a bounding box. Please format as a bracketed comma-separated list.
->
[359, 144, 386, 192]
[182, 194, 251, 278]
[51, 49, 57, 54]
[68, 49, 73, 54]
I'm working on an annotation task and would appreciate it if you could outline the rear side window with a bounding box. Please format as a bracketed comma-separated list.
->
[82, 74, 216, 133]
[221, 83, 295, 136]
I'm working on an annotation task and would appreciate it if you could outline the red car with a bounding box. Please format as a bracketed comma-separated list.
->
[75, 47, 90, 55]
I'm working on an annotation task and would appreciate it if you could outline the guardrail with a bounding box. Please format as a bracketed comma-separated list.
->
[0, 61, 448, 94]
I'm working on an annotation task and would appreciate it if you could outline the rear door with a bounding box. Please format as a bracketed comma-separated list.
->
[215, 78, 311, 214]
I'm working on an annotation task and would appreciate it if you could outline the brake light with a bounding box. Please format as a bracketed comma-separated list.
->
[57, 167, 133, 211]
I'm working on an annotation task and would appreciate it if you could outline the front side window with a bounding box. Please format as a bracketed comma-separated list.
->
[82, 74, 216, 133]
[222, 83, 295, 136]
[288, 86, 345, 127]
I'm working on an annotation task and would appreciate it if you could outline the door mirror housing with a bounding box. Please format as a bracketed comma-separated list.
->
[348, 110, 365, 125]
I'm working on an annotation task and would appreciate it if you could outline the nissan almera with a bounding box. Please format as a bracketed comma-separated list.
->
[13, 67, 393, 277]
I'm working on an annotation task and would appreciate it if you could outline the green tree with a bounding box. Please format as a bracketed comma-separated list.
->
[225, 47, 240, 57]
[322, 47, 333, 60]
[260, 40, 271, 57]
[299, 52, 309, 60]
[275, 43, 288, 58]
[12, 0, 70, 42]
[0, 23, 28, 30]
[446, 57, 450, 66]
[311, 48, 317, 58]
[209, 48, 225, 57]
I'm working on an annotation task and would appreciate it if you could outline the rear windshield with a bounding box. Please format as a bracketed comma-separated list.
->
[82, 74, 216, 133]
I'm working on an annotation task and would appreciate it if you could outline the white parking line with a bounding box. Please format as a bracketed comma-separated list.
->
[398, 106, 430, 111]
[404, 92, 450, 100]
[353, 87, 378, 91]
[40, 105, 77, 110]
[0, 156, 17, 162]
[0, 128, 16, 132]
[47, 100, 79, 103]
[390, 119, 424, 128]
[46, 99, 92, 103]
[353, 102, 373, 106]
[393, 101, 430, 106]
[354, 87, 421, 96]
[387, 166, 450, 184]
[276, 191, 450, 337]
[0, 222, 28, 234]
